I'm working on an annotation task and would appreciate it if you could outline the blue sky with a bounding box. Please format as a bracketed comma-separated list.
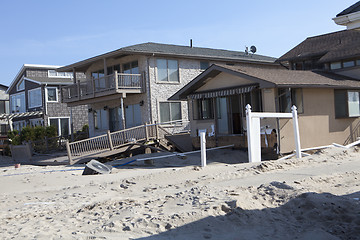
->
[0, 0, 356, 86]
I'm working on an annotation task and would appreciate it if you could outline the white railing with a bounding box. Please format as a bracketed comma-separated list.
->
[62, 71, 144, 101]
[66, 123, 157, 164]
[65, 120, 189, 164]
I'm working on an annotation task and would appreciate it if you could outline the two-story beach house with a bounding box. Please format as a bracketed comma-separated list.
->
[57, 42, 276, 137]
[171, 24, 360, 154]
[7, 64, 88, 136]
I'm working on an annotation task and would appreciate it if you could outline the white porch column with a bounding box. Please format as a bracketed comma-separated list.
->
[291, 105, 302, 158]
[121, 97, 125, 129]
[200, 130, 207, 167]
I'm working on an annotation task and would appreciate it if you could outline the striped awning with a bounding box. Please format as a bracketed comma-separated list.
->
[0, 111, 43, 120]
[188, 85, 257, 99]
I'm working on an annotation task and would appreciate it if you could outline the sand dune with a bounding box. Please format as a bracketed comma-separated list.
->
[0, 147, 359, 239]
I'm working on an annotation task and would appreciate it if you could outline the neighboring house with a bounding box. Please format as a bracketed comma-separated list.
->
[56, 42, 276, 137]
[333, 1, 360, 30]
[7, 64, 88, 136]
[0, 84, 10, 135]
[171, 30, 360, 154]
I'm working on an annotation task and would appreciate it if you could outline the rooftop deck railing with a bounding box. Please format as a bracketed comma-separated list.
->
[62, 71, 145, 102]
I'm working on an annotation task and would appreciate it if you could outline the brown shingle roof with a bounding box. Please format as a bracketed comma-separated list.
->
[170, 64, 360, 100]
[336, 1, 360, 17]
[223, 64, 360, 88]
[277, 30, 360, 63]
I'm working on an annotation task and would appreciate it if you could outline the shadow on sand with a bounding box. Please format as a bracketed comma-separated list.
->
[135, 190, 360, 240]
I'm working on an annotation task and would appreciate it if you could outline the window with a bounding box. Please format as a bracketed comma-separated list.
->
[47, 87, 58, 102]
[13, 121, 26, 131]
[94, 109, 107, 130]
[48, 70, 73, 78]
[159, 102, 181, 123]
[123, 61, 139, 74]
[343, 60, 355, 68]
[335, 90, 360, 118]
[10, 93, 25, 113]
[330, 62, 342, 70]
[193, 99, 214, 120]
[17, 79, 25, 91]
[0, 101, 6, 114]
[157, 59, 179, 82]
[49, 117, 70, 136]
[278, 88, 303, 113]
[357, 59, 360, 66]
[28, 88, 42, 108]
[200, 61, 209, 70]
[30, 118, 43, 127]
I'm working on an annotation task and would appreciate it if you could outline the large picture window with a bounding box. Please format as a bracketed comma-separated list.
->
[278, 88, 303, 113]
[28, 88, 42, 108]
[49, 117, 70, 136]
[335, 90, 360, 118]
[157, 59, 179, 83]
[159, 102, 181, 123]
[10, 93, 25, 113]
[193, 99, 214, 120]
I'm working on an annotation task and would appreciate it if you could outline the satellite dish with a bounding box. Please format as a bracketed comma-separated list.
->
[250, 46, 257, 54]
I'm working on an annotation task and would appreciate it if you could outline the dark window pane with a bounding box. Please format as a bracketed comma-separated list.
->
[157, 59, 168, 82]
[170, 102, 181, 121]
[160, 103, 170, 122]
[60, 118, 69, 136]
[334, 90, 348, 118]
[200, 61, 209, 70]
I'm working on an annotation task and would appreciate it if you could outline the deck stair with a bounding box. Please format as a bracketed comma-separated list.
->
[66, 120, 190, 164]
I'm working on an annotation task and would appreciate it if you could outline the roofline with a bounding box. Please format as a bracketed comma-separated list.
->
[7, 64, 64, 94]
[57, 45, 276, 72]
[169, 64, 276, 100]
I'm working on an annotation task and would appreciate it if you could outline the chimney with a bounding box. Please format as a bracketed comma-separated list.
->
[190, 39, 193, 48]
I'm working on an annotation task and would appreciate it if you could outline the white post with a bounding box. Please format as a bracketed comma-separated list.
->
[200, 130, 206, 167]
[246, 104, 253, 162]
[291, 105, 302, 158]
[252, 117, 261, 162]
[121, 97, 125, 129]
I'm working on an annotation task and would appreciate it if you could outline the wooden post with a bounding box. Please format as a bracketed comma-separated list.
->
[291, 105, 302, 158]
[65, 140, 73, 165]
[246, 104, 253, 163]
[107, 130, 114, 150]
[155, 121, 159, 140]
[121, 97, 125, 130]
[145, 122, 149, 141]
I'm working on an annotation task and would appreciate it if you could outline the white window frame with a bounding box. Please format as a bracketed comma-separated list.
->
[10, 92, 26, 113]
[17, 78, 25, 91]
[158, 101, 182, 123]
[48, 117, 71, 136]
[156, 59, 180, 83]
[28, 87, 42, 108]
[46, 87, 58, 102]
[48, 70, 73, 78]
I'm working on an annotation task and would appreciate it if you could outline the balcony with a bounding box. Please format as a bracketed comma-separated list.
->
[62, 71, 145, 105]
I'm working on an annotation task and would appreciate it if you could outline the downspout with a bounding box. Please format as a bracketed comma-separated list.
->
[147, 56, 153, 123]
[44, 84, 48, 122]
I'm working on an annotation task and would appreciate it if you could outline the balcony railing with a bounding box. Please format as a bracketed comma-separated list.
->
[62, 71, 145, 102]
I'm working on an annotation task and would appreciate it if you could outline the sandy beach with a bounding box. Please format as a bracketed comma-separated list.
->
[0, 147, 359, 239]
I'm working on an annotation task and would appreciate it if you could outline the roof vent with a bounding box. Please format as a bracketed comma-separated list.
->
[190, 39, 193, 48]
